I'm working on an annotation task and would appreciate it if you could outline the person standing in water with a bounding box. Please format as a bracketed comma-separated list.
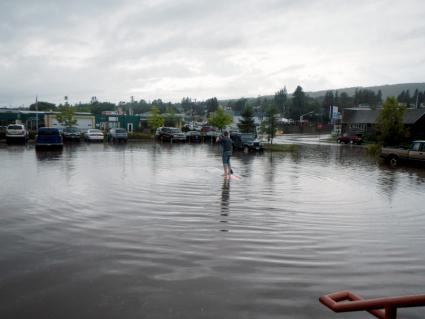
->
[216, 131, 233, 178]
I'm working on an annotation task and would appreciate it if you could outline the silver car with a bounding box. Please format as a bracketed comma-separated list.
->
[107, 128, 128, 143]
[6, 124, 28, 144]
[84, 129, 104, 142]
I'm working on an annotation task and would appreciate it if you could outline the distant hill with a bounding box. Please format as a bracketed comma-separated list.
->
[220, 82, 425, 104]
[307, 82, 425, 99]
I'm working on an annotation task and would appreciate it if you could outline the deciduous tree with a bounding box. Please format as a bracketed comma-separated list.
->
[260, 104, 279, 144]
[148, 106, 164, 132]
[56, 106, 77, 127]
[208, 107, 232, 131]
[376, 97, 406, 146]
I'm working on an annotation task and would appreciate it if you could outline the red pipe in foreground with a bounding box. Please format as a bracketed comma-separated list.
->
[319, 290, 425, 319]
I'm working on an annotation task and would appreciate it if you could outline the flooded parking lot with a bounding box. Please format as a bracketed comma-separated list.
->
[1, 142, 425, 319]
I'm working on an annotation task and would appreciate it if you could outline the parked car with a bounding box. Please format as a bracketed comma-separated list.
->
[62, 127, 81, 142]
[230, 132, 264, 152]
[107, 128, 128, 143]
[337, 134, 363, 145]
[156, 127, 186, 142]
[380, 140, 425, 167]
[35, 127, 63, 150]
[84, 129, 104, 142]
[6, 124, 28, 144]
[185, 130, 201, 142]
[200, 126, 215, 134]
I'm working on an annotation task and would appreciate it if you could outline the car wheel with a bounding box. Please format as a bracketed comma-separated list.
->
[388, 155, 399, 168]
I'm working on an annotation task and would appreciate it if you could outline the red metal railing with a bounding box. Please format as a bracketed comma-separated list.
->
[319, 290, 425, 319]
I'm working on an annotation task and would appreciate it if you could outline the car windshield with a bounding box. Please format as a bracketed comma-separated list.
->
[38, 128, 59, 135]
[170, 128, 181, 133]
[240, 134, 255, 142]
[8, 125, 23, 130]
[115, 129, 126, 133]
[64, 127, 79, 133]
[89, 130, 101, 133]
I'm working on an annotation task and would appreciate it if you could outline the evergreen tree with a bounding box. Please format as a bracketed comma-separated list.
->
[291, 86, 306, 119]
[89, 102, 116, 115]
[416, 91, 425, 107]
[181, 97, 193, 113]
[377, 90, 383, 105]
[205, 97, 219, 115]
[274, 87, 288, 117]
[405, 90, 411, 105]
[233, 98, 247, 113]
[322, 91, 334, 108]
[238, 105, 256, 133]
[334, 91, 339, 106]
[339, 92, 352, 108]
[413, 89, 419, 107]
[163, 106, 178, 127]
[29, 101, 57, 111]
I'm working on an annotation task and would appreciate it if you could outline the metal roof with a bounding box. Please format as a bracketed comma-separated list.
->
[342, 108, 425, 124]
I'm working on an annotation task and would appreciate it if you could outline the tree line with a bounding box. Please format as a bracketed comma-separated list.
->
[27, 85, 425, 123]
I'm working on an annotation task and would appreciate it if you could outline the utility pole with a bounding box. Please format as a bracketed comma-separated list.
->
[35, 95, 39, 131]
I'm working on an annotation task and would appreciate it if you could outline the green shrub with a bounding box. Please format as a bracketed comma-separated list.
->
[365, 144, 381, 157]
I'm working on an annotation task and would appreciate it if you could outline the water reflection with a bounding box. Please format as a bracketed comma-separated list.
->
[219, 178, 230, 232]
[35, 149, 63, 161]
[220, 178, 230, 215]
[377, 168, 398, 201]
[1, 143, 425, 319]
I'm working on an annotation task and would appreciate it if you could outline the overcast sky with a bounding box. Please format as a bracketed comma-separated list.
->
[1, 0, 425, 107]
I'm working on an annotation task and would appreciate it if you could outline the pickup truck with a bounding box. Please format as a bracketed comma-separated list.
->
[380, 140, 425, 167]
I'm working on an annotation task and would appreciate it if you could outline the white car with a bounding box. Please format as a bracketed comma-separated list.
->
[84, 129, 104, 142]
[6, 124, 28, 144]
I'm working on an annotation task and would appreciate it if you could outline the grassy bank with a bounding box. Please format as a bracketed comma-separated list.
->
[263, 143, 298, 152]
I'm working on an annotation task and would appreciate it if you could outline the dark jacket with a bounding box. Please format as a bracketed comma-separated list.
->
[219, 136, 233, 153]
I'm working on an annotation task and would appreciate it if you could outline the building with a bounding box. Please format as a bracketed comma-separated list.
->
[0, 109, 95, 132]
[96, 112, 141, 132]
[45, 112, 95, 132]
[0, 109, 46, 128]
[341, 107, 425, 139]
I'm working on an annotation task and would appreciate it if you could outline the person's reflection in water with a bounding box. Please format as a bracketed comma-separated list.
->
[220, 179, 230, 232]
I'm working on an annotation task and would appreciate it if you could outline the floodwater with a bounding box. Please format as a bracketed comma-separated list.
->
[1, 141, 425, 319]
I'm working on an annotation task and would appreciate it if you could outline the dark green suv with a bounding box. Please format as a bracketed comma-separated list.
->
[230, 133, 264, 152]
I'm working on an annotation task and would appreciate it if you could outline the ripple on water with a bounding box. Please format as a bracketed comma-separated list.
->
[0, 144, 425, 319]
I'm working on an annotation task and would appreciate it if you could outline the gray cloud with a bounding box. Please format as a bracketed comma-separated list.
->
[1, 0, 425, 106]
